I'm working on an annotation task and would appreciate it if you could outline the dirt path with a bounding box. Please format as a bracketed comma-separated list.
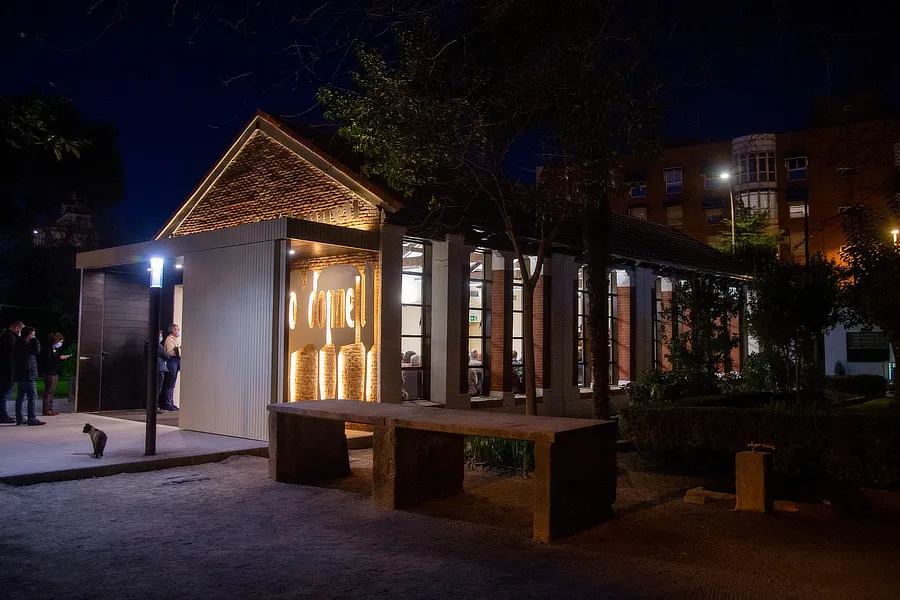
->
[2, 453, 898, 599]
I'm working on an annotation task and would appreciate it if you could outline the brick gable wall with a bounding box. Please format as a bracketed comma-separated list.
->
[173, 131, 381, 236]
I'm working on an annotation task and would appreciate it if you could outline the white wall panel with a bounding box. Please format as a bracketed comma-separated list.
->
[180, 241, 278, 440]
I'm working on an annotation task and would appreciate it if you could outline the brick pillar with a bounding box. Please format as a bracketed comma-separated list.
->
[730, 314, 741, 372]
[615, 270, 633, 383]
[660, 278, 675, 371]
[490, 252, 514, 405]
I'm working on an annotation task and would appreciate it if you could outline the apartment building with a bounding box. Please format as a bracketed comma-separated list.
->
[616, 119, 898, 378]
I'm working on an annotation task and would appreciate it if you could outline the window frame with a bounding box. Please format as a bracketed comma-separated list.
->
[786, 156, 808, 181]
[734, 152, 776, 184]
[666, 204, 684, 228]
[467, 249, 491, 397]
[401, 240, 432, 400]
[628, 181, 648, 198]
[628, 205, 649, 220]
[846, 332, 891, 363]
[788, 201, 808, 219]
[664, 167, 683, 195]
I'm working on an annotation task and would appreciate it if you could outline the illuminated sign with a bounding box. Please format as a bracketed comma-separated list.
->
[289, 263, 376, 403]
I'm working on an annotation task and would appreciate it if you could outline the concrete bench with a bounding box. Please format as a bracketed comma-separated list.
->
[266, 399, 617, 542]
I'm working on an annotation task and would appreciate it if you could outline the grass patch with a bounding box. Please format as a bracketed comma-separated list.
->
[11, 380, 70, 398]
[464, 436, 534, 476]
[844, 397, 895, 414]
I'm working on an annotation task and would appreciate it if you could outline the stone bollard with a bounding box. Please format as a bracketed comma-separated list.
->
[735, 444, 773, 513]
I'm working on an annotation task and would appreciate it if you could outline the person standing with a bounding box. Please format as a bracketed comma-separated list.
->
[156, 330, 169, 415]
[0, 321, 23, 424]
[39, 332, 70, 416]
[13, 327, 45, 426]
[159, 324, 181, 412]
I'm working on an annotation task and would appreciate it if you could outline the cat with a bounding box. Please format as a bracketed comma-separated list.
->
[83, 423, 108, 459]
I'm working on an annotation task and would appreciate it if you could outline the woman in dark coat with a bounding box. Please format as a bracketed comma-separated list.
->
[39, 332, 69, 416]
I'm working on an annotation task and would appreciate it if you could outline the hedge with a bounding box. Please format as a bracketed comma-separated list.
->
[824, 374, 887, 398]
[619, 405, 900, 489]
[674, 391, 797, 409]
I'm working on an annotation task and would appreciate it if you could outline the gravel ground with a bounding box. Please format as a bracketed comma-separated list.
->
[2, 452, 899, 600]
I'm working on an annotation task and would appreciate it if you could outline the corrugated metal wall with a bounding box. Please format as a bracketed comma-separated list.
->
[179, 241, 279, 440]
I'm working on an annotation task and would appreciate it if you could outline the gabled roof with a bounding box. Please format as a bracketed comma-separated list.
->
[155, 111, 401, 240]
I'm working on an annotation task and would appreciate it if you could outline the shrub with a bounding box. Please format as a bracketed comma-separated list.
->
[625, 369, 721, 405]
[619, 405, 900, 489]
[675, 391, 797, 408]
[825, 374, 887, 398]
[464, 436, 534, 476]
[833, 361, 847, 377]
[740, 352, 776, 392]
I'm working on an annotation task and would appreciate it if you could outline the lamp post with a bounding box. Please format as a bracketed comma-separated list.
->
[720, 172, 735, 253]
[146, 257, 164, 456]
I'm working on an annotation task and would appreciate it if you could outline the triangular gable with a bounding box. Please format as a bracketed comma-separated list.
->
[156, 111, 399, 240]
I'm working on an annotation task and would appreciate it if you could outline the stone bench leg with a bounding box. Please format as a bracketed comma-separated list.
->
[373, 423, 464, 509]
[533, 425, 617, 543]
[268, 411, 351, 483]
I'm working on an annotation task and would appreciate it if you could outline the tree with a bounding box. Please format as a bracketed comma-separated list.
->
[841, 198, 900, 370]
[318, 1, 661, 415]
[663, 276, 740, 394]
[1, 94, 89, 159]
[746, 255, 846, 393]
[0, 93, 123, 338]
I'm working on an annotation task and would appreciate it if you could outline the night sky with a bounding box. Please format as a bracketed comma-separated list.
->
[3, 0, 897, 243]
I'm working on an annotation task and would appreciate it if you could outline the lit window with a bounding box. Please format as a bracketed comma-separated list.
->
[574, 267, 617, 388]
[734, 152, 776, 184]
[704, 175, 722, 190]
[738, 190, 778, 220]
[705, 207, 723, 225]
[789, 201, 807, 219]
[666, 205, 684, 228]
[664, 167, 683, 194]
[401, 241, 430, 400]
[786, 157, 807, 181]
[629, 206, 648, 220]
[467, 250, 491, 397]
[629, 181, 647, 198]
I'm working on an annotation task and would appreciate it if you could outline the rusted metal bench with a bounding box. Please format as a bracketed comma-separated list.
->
[266, 399, 616, 542]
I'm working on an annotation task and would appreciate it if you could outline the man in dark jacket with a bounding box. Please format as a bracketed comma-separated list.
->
[0, 321, 23, 424]
[13, 327, 45, 426]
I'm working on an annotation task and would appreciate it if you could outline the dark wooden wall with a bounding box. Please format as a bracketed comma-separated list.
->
[76, 269, 149, 412]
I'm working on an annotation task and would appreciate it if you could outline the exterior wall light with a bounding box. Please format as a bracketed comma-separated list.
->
[891, 229, 899, 245]
[149, 257, 164, 289]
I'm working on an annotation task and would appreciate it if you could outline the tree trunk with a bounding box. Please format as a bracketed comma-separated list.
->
[522, 277, 538, 416]
[584, 205, 610, 420]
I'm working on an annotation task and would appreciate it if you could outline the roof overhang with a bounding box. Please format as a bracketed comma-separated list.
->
[78, 218, 379, 270]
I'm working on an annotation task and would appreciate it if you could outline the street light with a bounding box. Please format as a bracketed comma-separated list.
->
[146, 257, 164, 456]
[892, 229, 899, 245]
[720, 172, 736, 253]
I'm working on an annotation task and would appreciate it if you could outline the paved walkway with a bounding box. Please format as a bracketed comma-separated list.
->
[2, 452, 898, 599]
[0, 409, 266, 485]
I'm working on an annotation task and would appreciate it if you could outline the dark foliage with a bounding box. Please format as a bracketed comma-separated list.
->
[620, 405, 900, 489]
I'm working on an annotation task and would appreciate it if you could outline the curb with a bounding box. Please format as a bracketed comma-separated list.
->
[0, 446, 268, 487]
